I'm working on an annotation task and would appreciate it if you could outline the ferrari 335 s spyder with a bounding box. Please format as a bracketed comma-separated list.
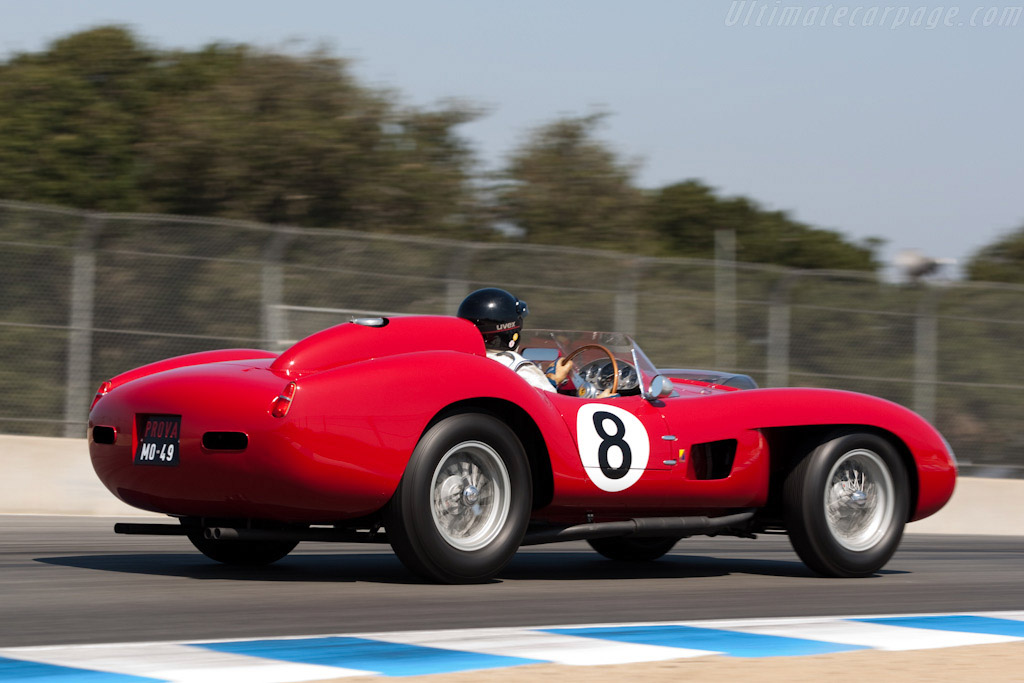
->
[89, 315, 956, 583]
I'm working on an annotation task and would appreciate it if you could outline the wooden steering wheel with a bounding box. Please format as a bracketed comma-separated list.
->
[563, 344, 619, 396]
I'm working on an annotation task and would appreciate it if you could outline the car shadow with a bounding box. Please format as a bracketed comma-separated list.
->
[505, 551, 814, 580]
[35, 552, 418, 584]
[503, 551, 906, 580]
[34, 546, 903, 583]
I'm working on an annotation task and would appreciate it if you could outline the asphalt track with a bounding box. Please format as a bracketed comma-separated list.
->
[2, 515, 1022, 650]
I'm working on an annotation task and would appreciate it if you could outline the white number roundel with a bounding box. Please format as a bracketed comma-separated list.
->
[576, 403, 650, 492]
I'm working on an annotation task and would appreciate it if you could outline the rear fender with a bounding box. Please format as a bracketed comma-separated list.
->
[288, 350, 575, 504]
[105, 349, 277, 391]
[425, 398, 557, 511]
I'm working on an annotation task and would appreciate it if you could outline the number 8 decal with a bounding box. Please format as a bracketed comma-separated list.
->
[594, 411, 630, 479]
[576, 404, 650, 492]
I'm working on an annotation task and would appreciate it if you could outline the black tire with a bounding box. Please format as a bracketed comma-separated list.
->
[184, 532, 298, 566]
[588, 536, 678, 562]
[385, 414, 532, 584]
[783, 431, 909, 577]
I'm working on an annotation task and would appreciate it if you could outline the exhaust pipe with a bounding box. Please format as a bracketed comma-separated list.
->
[521, 510, 756, 546]
[117, 510, 756, 546]
[202, 526, 386, 543]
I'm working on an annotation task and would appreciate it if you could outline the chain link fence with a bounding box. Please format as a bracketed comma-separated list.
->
[2, 200, 1022, 475]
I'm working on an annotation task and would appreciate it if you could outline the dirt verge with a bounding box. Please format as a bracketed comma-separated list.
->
[316, 642, 1024, 682]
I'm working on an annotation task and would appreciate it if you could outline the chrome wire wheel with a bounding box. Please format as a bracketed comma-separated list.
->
[429, 440, 511, 551]
[824, 448, 895, 552]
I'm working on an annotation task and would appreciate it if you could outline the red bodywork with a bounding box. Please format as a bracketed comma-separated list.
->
[89, 316, 956, 527]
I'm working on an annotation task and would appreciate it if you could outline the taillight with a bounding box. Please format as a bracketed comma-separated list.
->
[270, 382, 297, 418]
[91, 381, 113, 410]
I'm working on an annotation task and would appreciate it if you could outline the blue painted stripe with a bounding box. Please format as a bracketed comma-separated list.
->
[855, 615, 1024, 638]
[0, 656, 163, 683]
[544, 625, 867, 658]
[195, 636, 543, 677]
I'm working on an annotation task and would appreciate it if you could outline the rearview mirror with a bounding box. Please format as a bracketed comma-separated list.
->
[644, 375, 674, 401]
[522, 347, 559, 363]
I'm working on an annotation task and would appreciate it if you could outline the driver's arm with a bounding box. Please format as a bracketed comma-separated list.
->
[544, 357, 573, 387]
[545, 359, 616, 398]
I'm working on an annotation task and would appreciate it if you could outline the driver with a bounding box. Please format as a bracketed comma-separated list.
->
[457, 287, 611, 397]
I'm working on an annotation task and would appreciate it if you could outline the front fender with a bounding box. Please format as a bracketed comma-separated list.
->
[676, 387, 956, 521]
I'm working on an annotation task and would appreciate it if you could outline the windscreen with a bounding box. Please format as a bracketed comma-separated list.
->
[518, 329, 661, 391]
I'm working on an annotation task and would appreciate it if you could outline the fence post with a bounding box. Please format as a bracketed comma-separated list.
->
[767, 272, 795, 388]
[63, 214, 100, 438]
[614, 257, 643, 336]
[261, 227, 294, 350]
[445, 244, 478, 314]
[913, 286, 939, 423]
[715, 229, 737, 369]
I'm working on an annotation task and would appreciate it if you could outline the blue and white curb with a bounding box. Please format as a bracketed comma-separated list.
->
[2, 611, 1023, 681]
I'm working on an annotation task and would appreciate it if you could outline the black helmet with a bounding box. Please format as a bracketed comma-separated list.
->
[457, 288, 529, 351]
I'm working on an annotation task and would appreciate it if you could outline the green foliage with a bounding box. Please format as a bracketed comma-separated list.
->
[495, 114, 652, 250]
[496, 120, 878, 268]
[648, 180, 879, 270]
[139, 47, 386, 225]
[0, 26, 153, 210]
[965, 224, 1024, 283]
[139, 48, 480, 231]
[0, 25, 885, 267]
[0, 27, 480, 236]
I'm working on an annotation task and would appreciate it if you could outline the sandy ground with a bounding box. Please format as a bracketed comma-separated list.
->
[315, 642, 1024, 682]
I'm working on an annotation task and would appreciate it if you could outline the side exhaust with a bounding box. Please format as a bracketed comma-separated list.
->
[113, 522, 385, 543]
[521, 510, 757, 546]
[115, 509, 757, 546]
[201, 527, 384, 543]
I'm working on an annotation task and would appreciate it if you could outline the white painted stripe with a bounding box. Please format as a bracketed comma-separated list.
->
[725, 619, 1021, 650]
[990, 611, 1024, 623]
[368, 627, 718, 666]
[526, 611, 1021, 634]
[4, 611, 1024, 681]
[0, 642, 372, 682]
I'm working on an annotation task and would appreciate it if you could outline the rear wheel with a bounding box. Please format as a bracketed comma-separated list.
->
[385, 414, 531, 584]
[588, 536, 678, 562]
[784, 431, 908, 577]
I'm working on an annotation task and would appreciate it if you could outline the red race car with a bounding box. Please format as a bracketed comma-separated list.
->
[89, 315, 956, 583]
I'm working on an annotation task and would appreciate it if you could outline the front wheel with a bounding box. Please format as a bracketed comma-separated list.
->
[385, 414, 532, 584]
[784, 431, 909, 577]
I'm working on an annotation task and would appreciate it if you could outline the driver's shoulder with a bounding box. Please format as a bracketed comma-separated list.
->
[486, 349, 519, 366]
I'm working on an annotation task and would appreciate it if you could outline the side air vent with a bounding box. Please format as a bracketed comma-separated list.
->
[691, 439, 738, 480]
[92, 426, 117, 445]
[202, 432, 248, 451]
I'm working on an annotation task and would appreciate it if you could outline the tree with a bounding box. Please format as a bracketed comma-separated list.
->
[495, 114, 652, 250]
[965, 224, 1024, 284]
[0, 27, 481, 236]
[141, 48, 481, 234]
[0, 26, 155, 210]
[0, 26, 886, 264]
[647, 180, 879, 270]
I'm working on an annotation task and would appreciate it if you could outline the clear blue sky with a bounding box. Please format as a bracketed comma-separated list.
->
[2, 0, 1021, 273]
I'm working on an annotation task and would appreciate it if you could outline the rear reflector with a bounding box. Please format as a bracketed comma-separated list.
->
[270, 382, 297, 418]
[92, 426, 116, 444]
[202, 431, 248, 451]
[91, 381, 113, 410]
